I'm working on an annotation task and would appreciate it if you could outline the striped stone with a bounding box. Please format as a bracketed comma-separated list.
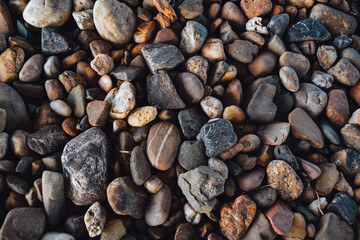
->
[147, 122, 181, 171]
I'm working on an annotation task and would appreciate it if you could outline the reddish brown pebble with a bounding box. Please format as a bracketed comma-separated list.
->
[240, 0, 273, 19]
[219, 195, 256, 240]
[153, 0, 177, 23]
[86, 100, 110, 127]
[0, 47, 25, 84]
[153, 28, 179, 45]
[248, 51, 277, 77]
[265, 200, 294, 235]
[62, 118, 77, 137]
[134, 21, 156, 43]
[90, 54, 114, 76]
[326, 89, 349, 128]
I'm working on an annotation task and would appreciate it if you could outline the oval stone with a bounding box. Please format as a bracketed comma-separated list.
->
[147, 122, 181, 171]
[144, 184, 172, 226]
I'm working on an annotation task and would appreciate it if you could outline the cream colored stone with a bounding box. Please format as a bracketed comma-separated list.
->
[127, 106, 157, 127]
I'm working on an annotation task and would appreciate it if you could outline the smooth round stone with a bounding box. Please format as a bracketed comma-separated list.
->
[293, 83, 327, 118]
[267, 35, 286, 56]
[174, 223, 196, 240]
[147, 122, 181, 171]
[248, 51, 277, 77]
[317, 45, 337, 71]
[175, 72, 204, 105]
[331, 149, 360, 176]
[267, 13, 290, 37]
[267, 160, 304, 201]
[178, 0, 203, 19]
[50, 100, 72, 117]
[328, 58, 360, 86]
[68, 85, 86, 118]
[297, 157, 321, 180]
[279, 66, 299, 92]
[41, 232, 75, 240]
[93, 0, 136, 46]
[107, 177, 147, 219]
[178, 140, 206, 171]
[144, 184, 172, 226]
[100, 219, 126, 240]
[10, 130, 33, 157]
[256, 122, 290, 146]
[178, 107, 207, 139]
[224, 79, 243, 106]
[144, 176, 163, 194]
[84, 202, 106, 237]
[0, 47, 25, 84]
[225, 40, 259, 64]
[279, 51, 310, 78]
[315, 163, 339, 196]
[200, 96, 223, 118]
[44, 56, 61, 78]
[250, 186, 277, 208]
[221, 2, 246, 32]
[19, 54, 44, 83]
[130, 146, 151, 186]
[201, 38, 226, 64]
[223, 105, 245, 123]
[127, 106, 157, 127]
[180, 20, 207, 56]
[23, 0, 72, 28]
[45, 79, 64, 101]
[341, 48, 360, 72]
[341, 124, 360, 151]
[326, 89, 349, 128]
[237, 167, 265, 192]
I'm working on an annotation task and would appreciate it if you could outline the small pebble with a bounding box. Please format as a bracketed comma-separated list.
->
[84, 202, 107, 237]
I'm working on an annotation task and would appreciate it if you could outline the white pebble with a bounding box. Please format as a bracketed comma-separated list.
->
[246, 17, 268, 35]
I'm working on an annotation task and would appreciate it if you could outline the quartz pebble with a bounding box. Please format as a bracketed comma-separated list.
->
[200, 96, 223, 118]
[105, 82, 136, 119]
[84, 202, 107, 237]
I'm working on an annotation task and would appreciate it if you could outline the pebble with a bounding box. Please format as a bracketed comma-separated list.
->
[6, 174, 28, 194]
[219, 21, 238, 44]
[225, 40, 258, 64]
[178, 0, 203, 19]
[279, 66, 299, 92]
[334, 35, 353, 50]
[0, 0, 13, 35]
[237, 167, 265, 192]
[265, 200, 294, 235]
[111, 66, 142, 81]
[242, 211, 276, 240]
[174, 223, 196, 240]
[50, 100, 72, 117]
[58, 71, 80, 93]
[328, 58, 360, 86]
[326, 89, 349, 128]
[331, 148, 360, 175]
[315, 163, 339, 196]
[315, 213, 354, 240]
[247, 83, 277, 123]
[144, 184, 172, 226]
[298, 157, 321, 180]
[141, 43, 184, 74]
[93, 0, 136, 46]
[64, 215, 87, 238]
[257, 122, 290, 145]
[327, 192, 357, 225]
[84, 202, 107, 237]
[310, 4, 357, 36]
[201, 38, 226, 64]
[127, 106, 157, 127]
[293, 83, 328, 118]
[87, 100, 109, 127]
[219, 195, 256, 240]
[208, 61, 228, 86]
[175, 72, 204, 105]
[10, 130, 33, 157]
[0, 132, 8, 159]
[180, 21, 207, 56]
[153, 28, 179, 45]
[178, 140, 206, 171]
[309, 198, 329, 216]
[130, 146, 151, 186]
[267, 160, 304, 201]
[42, 171, 65, 227]
[105, 81, 136, 119]
[178, 166, 225, 213]
[107, 177, 147, 219]
[334, 172, 353, 197]
[200, 118, 237, 157]
[185, 55, 209, 85]
[341, 48, 360, 72]
[248, 51, 277, 77]
[267, 13, 290, 37]
[68, 85, 86, 118]
[245, 17, 268, 35]
[283, 213, 306, 240]
[28, 124, 68, 156]
[41, 27, 73, 55]
[134, 21, 156, 44]
[41, 232, 75, 240]
[349, 108, 360, 125]
[0, 207, 46, 239]
[144, 176, 163, 194]
[317, 45, 337, 71]
[240, 0, 272, 19]
[178, 107, 207, 139]
[200, 96, 223, 118]
[153, 0, 177, 23]
[289, 108, 324, 148]
[73, 9, 95, 30]
[45, 79, 63, 101]
[74, 0, 94, 11]
[221, 2, 246, 32]
[0, 47, 25, 84]
[274, 145, 299, 170]
[44, 56, 61, 78]
[279, 51, 310, 78]
[311, 71, 334, 88]
[250, 186, 277, 208]
[19, 54, 44, 83]
[223, 105, 245, 123]
[341, 124, 360, 151]
[62, 127, 109, 205]
[147, 122, 181, 171]
[90, 54, 114, 76]
[287, 18, 331, 42]
[23, 0, 71, 28]
[100, 219, 126, 240]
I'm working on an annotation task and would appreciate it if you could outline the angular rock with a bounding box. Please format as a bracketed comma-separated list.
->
[147, 71, 186, 109]
[200, 118, 237, 157]
[246, 83, 277, 123]
[287, 18, 331, 42]
[219, 195, 256, 240]
[310, 4, 357, 36]
[144, 184, 172, 226]
[93, 0, 136, 46]
[349, 108, 360, 125]
[105, 82, 136, 119]
[315, 213, 354, 240]
[107, 177, 147, 219]
[298, 158, 321, 180]
[185, 55, 209, 85]
[100, 219, 126, 240]
[341, 47, 360, 72]
[331, 148, 360, 175]
[240, 0, 272, 19]
[6, 174, 28, 194]
[110, 66, 142, 81]
[328, 58, 360, 86]
[23, 0, 71, 28]
[62, 127, 109, 205]
[311, 71, 334, 89]
[274, 145, 299, 171]
[178, 166, 225, 213]
[288, 108, 324, 148]
[327, 192, 357, 225]
[257, 122, 290, 146]
[72, 9, 95, 30]
[147, 122, 181, 171]
[41, 28, 73, 55]
[341, 124, 360, 151]
[141, 43, 185, 74]
[265, 200, 294, 235]
[242, 211, 276, 240]
[267, 13, 290, 37]
[283, 213, 306, 240]
[178, 107, 208, 139]
[180, 21, 207, 56]
[86, 100, 109, 127]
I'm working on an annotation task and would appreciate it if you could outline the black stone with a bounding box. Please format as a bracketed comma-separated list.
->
[200, 118, 237, 157]
[267, 13, 290, 37]
[15, 156, 37, 173]
[274, 90, 294, 114]
[250, 187, 277, 208]
[130, 146, 151, 186]
[296, 206, 316, 223]
[226, 160, 242, 176]
[147, 71, 186, 110]
[178, 107, 208, 139]
[316, 213, 354, 240]
[41, 27, 73, 55]
[274, 145, 299, 171]
[327, 192, 357, 225]
[64, 215, 87, 238]
[333, 35, 353, 50]
[0, 34, 6, 52]
[178, 140, 207, 171]
[132, 126, 149, 143]
[28, 124, 69, 156]
[6, 174, 29, 195]
[61, 127, 110, 206]
[287, 18, 331, 42]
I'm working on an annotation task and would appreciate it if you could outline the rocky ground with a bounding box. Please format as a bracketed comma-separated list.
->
[0, 0, 360, 239]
